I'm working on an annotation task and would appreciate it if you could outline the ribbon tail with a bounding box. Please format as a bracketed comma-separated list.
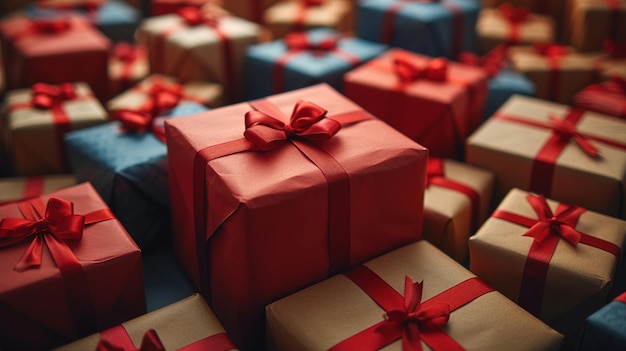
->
[574, 135, 599, 157]
[402, 324, 424, 351]
[14, 236, 44, 271]
[523, 221, 551, 244]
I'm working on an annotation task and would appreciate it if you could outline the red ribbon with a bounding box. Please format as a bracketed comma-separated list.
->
[533, 42, 569, 102]
[574, 75, 626, 118]
[328, 265, 494, 351]
[294, 0, 325, 32]
[498, 4, 529, 45]
[394, 56, 448, 83]
[112, 43, 146, 93]
[491, 193, 621, 316]
[0, 176, 46, 206]
[458, 44, 508, 78]
[36, 0, 103, 18]
[616, 292, 626, 304]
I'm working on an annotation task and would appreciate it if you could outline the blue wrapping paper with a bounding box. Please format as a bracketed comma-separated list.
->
[64, 102, 208, 249]
[485, 68, 535, 119]
[244, 28, 387, 100]
[356, 0, 479, 59]
[578, 298, 626, 350]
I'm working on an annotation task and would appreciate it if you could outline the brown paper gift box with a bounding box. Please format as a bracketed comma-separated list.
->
[469, 188, 626, 346]
[466, 94, 626, 219]
[0, 82, 108, 176]
[263, 0, 352, 39]
[210, 0, 277, 24]
[0, 182, 146, 351]
[0, 174, 76, 205]
[481, 0, 568, 35]
[165, 83, 427, 350]
[108, 43, 150, 99]
[423, 159, 494, 263]
[266, 240, 563, 351]
[54, 294, 238, 350]
[567, 0, 626, 52]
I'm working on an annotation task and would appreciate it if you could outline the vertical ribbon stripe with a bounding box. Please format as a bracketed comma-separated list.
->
[23, 176, 45, 198]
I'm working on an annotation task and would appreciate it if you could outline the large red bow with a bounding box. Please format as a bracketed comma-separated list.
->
[498, 3, 529, 23]
[523, 193, 585, 246]
[97, 329, 165, 351]
[243, 100, 341, 151]
[285, 32, 338, 53]
[31, 82, 77, 109]
[548, 114, 599, 157]
[176, 6, 220, 27]
[533, 42, 569, 57]
[393, 57, 447, 83]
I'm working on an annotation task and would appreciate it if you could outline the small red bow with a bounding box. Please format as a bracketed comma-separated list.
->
[29, 18, 72, 34]
[498, 3, 529, 23]
[523, 193, 585, 246]
[97, 329, 165, 351]
[548, 114, 599, 157]
[393, 56, 447, 83]
[112, 42, 142, 63]
[243, 100, 341, 151]
[176, 6, 220, 27]
[285, 32, 338, 53]
[533, 42, 569, 57]
[31, 82, 77, 109]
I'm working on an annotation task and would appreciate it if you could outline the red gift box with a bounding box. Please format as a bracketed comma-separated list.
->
[0, 182, 146, 351]
[165, 83, 427, 350]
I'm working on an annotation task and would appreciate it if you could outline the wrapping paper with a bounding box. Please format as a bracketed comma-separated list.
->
[485, 67, 535, 118]
[567, 0, 626, 52]
[210, 0, 277, 23]
[578, 292, 626, 350]
[481, 0, 568, 35]
[466, 94, 626, 219]
[356, 0, 479, 59]
[573, 76, 626, 119]
[469, 188, 626, 347]
[150, 0, 211, 16]
[423, 159, 494, 263]
[263, 0, 352, 39]
[0, 82, 108, 176]
[54, 294, 237, 351]
[244, 28, 387, 100]
[266, 240, 563, 351]
[65, 102, 208, 250]
[165, 83, 427, 350]
[344, 48, 488, 159]
[108, 43, 150, 98]
[0, 174, 76, 205]
[136, 8, 260, 103]
[0, 15, 111, 100]
[0, 182, 146, 351]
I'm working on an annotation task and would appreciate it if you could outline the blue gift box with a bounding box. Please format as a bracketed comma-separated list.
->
[27, 0, 140, 42]
[244, 28, 387, 100]
[64, 102, 208, 249]
[578, 296, 626, 350]
[356, 0, 479, 59]
[485, 68, 535, 119]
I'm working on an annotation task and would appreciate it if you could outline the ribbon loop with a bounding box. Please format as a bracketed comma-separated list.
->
[97, 329, 165, 351]
[284, 32, 338, 53]
[31, 82, 77, 109]
[30, 18, 71, 34]
[394, 57, 448, 83]
[176, 6, 221, 27]
[523, 193, 583, 246]
[548, 115, 599, 157]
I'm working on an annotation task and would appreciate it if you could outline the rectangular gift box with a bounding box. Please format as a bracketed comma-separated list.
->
[65, 102, 209, 250]
[0, 174, 76, 205]
[0, 182, 146, 351]
[165, 83, 427, 350]
[356, 0, 479, 60]
[108, 42, 150, 98]
[344, 48, 488, 159]
[266, 240, 563, 351]
[0, 14, 111, 100]
[466, 94, 626, 219]
[573, 76, 626, 120]
[578, 292, 626, 350]
[481, 0, 568, 36]
[263, 0, 353, 39]
[0, 82, 108, 176]
[567, 0, 626, 52]
[136, 7, 260, 103]
[469, 188, 626, 348]
[54, 294, 237, 351]
[244, 28, 387, 100]
[423, 158, 494, 263]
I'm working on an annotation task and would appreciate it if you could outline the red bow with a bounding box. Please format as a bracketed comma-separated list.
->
[31, 82, 77, 109]
[426, 158, 445, 183]
[548, 114, 599, 157]
[533, 42, 569, 57]
[498, 3, 529, 23]
[243, 100, 341, 151]
[458, 45, 508, 78]
[112, 42, 142, 63]
[29, 18, 72, 34]
[285, 32, 338, 53]
[176, 6, 220, 27]
[393, 57, 447, 83]
[523, 193, 585, 246]
[97, 329, 165, 351]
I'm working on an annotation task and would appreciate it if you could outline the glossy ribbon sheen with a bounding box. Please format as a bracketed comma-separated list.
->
[491, 193, 620, 316]
[498, 4, 529, 44]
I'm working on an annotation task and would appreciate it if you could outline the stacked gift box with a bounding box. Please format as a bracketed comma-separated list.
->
[1, 0, 625, 350]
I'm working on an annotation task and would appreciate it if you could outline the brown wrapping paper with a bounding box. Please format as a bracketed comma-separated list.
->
[567, 0, 626, 52]
[54, 294, 237, 350]
[595, 57, 626, 80]
[423, 159, 494, 263]
[482, 0, 568, 34]
[266, 240, 563, 351]
[263, 0, 352, 39]
[0, 174, 76, 204]
[108, 44, 150, 99]
[469, 188, 626, 345]
[210, 0, 277, 23]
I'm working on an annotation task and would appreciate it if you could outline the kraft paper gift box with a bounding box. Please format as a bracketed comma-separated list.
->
[108, 42, 150, 99]
[150, 0, 211, 16]
[0, 82, 108, 176]
[469, 188, 626, 348]
[573, 75, 626, 120]
[507, 43, 604, 104]
[578, 292, 626, 350]
[263, 0, 352, 39]
[477, 5, 555, 55]
[266, 240, 563, 351]
[0, 182, 146, 351]
[0, 174, 76, 205]
[481, 0, 568, 36]
[0, 15, 111, 101]
[356, 0, 479, 60]
[567, 0, 626, 52]
[65, 102, 209, 250]
[54, 294, 237, 351]
[209, 0, 277, 24]
[244, 29, 387, 100]
[136, 6, 260, 103]
[165, 83, 427, 350]
[344, 48, 488, 159]
[423, 158, 494, 263]
[465, 94, 626, 219]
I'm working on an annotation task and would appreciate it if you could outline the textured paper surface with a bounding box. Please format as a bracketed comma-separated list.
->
[264, 0, 352, 39]
[568, 0, 626, 52]
[0, 174, 76, 202]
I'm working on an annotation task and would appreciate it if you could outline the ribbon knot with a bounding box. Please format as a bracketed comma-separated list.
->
[285, 32, 338, 54]
[31, 82, 77, 109]
[176, 6, 220, 27]
[523, 193, 584, 246]
[534, 42, 569, 58]
[113, 43, 141, 63]
[458, 45, 507, 78]
[548, 115, 599, 157]
[97, 329, 165, 351]
[498, 3, 529, 23]
[393, 57, 447, 84]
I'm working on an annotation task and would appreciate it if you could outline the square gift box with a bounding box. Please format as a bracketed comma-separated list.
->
[0, 182, 146, 351]
[469, 188, 626, 347]
[65, 102, 209, 250]
[244, 28, 387, 100]
[344, 48, 488, 159]
[136, 6, 261, 103]
[108, 42, 150, 99]
[54, 294, 237, 351]
[356, 0, 479, 60]
[0, 82, 108, 176]
[266, 240, 564, 351]
[165, 83, 428, 350]
[0, 174, 76, 205]
[263, 0, 353, 39]
[567, 0, 626, 52]
[578, 292, 626, 350]
[573, 75, 626, 120]
[423, 158, 494, 263]
[465, 94, 626, 219]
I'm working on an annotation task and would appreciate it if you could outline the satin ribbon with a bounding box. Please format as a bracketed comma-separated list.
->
[0, 196, 115, 335]
[458, 44, 508, 78]
[427, 158, 480, 231]
[328, 265, 494, 351]
[294, 0, 325, 32]
[98, 324, 236, 351]
[533, 42, 569, 102]
[491, 193, 620, 316]
[191, 98, 372, 296]
[112, 43, 146, 94]
[498, 4, 529, 45]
